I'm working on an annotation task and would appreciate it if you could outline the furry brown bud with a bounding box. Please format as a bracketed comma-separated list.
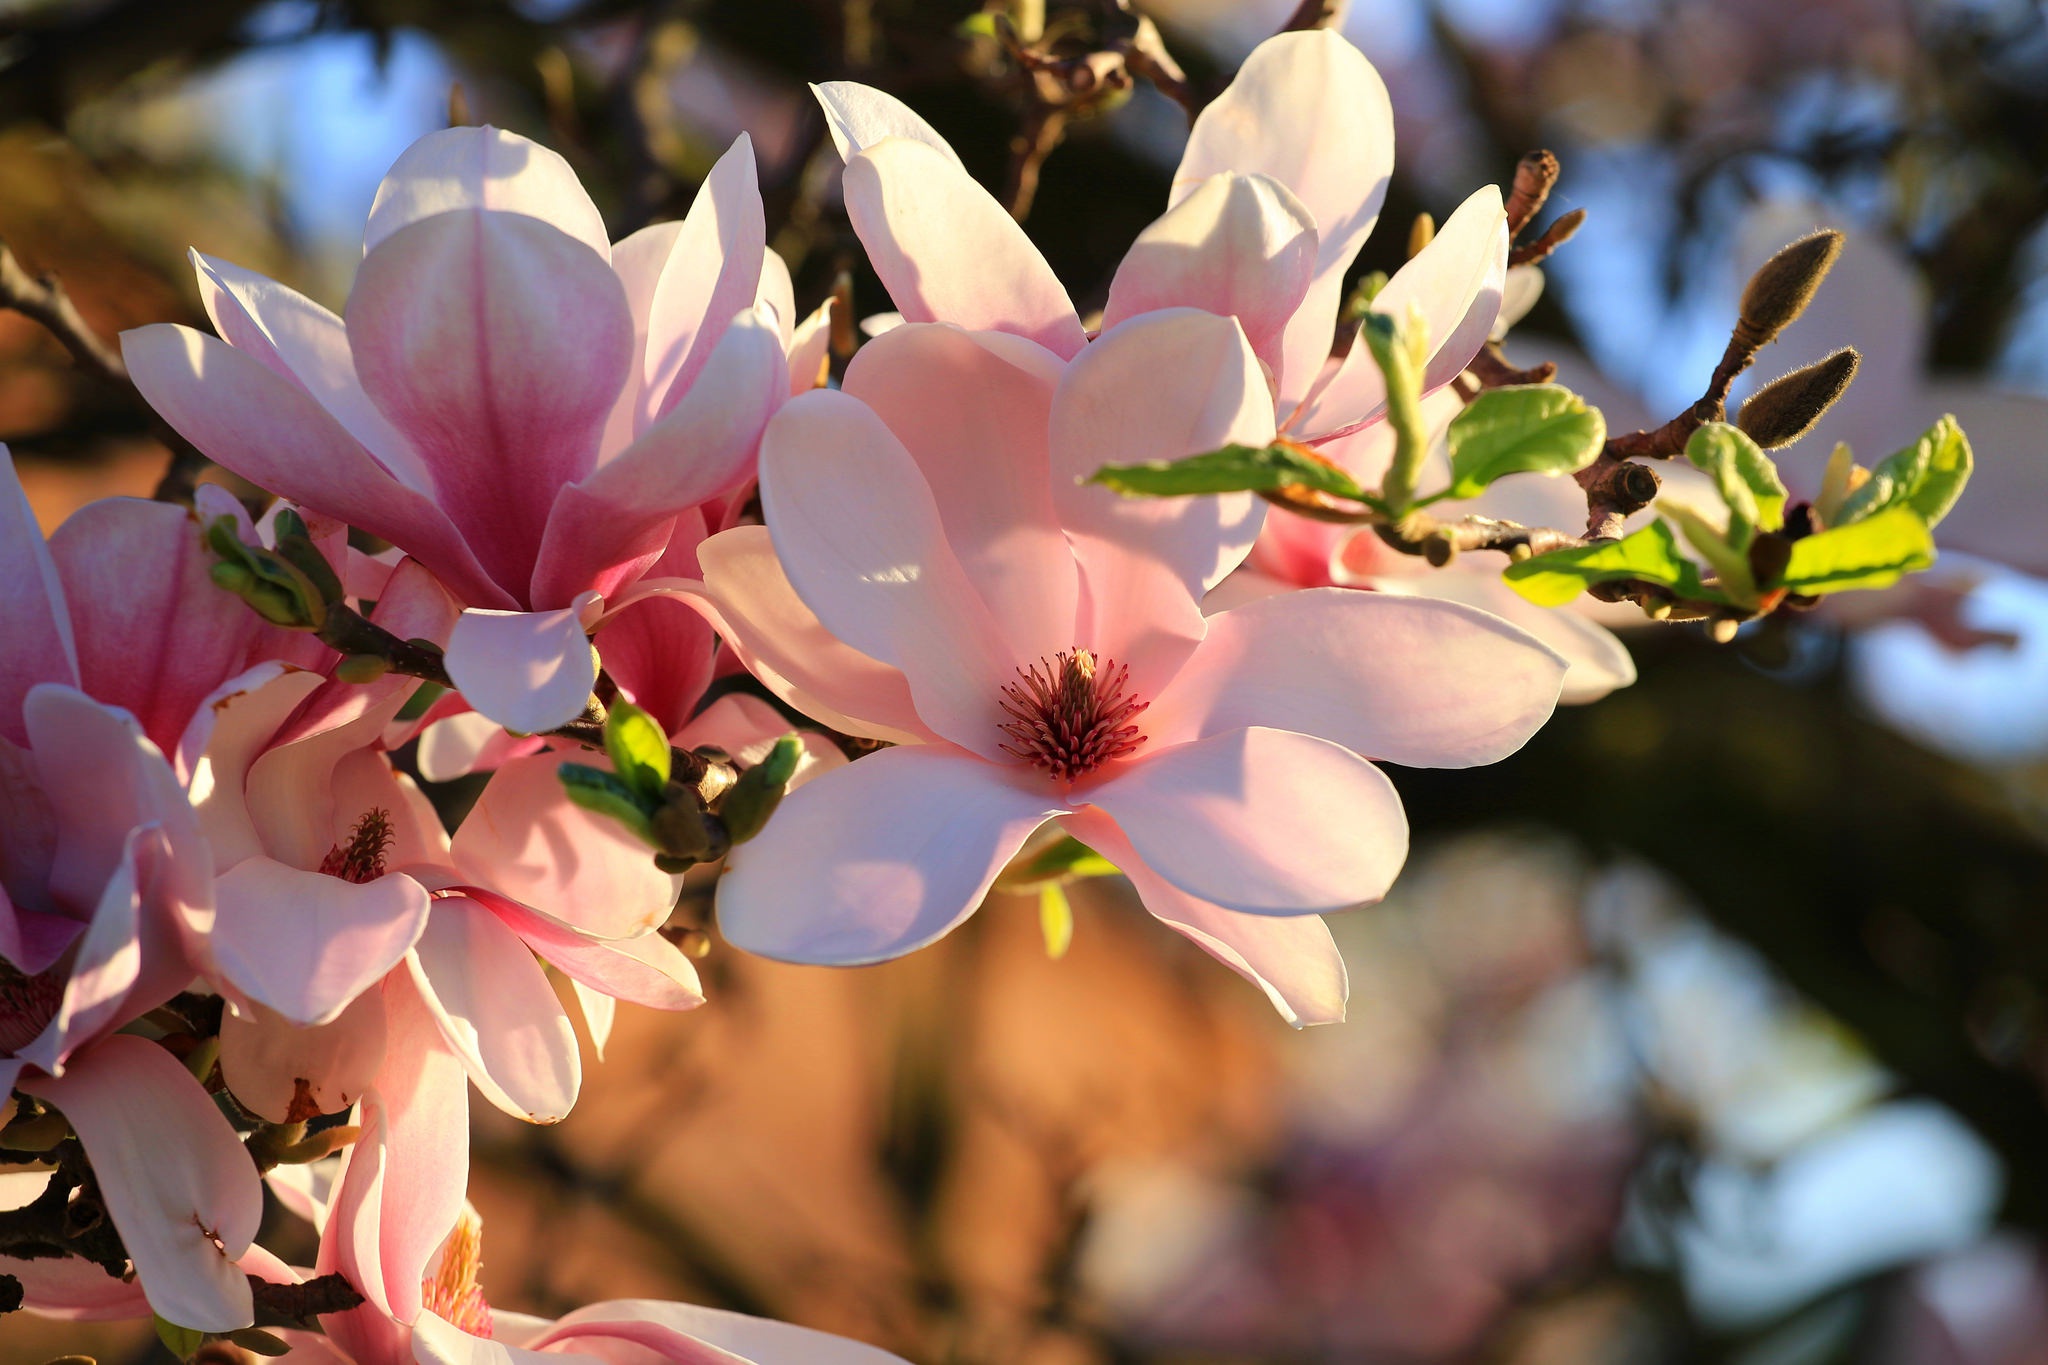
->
[1738, 230, 1844, 348]
[1736, 348, 1861, 449]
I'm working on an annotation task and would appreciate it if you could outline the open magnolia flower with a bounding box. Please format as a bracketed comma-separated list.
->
[0, 463, 268, 1333]
[812, 27, 1506, 450]
[123, 125, 802, 735]
[679, 309, 1566, 1025]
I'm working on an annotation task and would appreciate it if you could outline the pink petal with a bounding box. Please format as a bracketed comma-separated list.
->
[536, 1298, 915, 1365]
[49, 496, 273, 756]
[1, 1246, 153, 1321]
[365, 125, 610, 260]
[22, 1034, 262, 1332]
[841, 323, 1079, 662]
[1062, 809, 1347, 1027]
[219, 990, 389, 1123]
[590, 598, 717, 739]
[318, 971, 469, 1333]
[0, 451, 77, 744]
[406, 896, 580, 1122]
[474, 887, 703, 1012]
[1361, 571, 1635, 706]
[119, 323, 510, 608]
[411, 1312, 551, 1365]
[1175, 30, 1394, 406]
[22, 828, 165, 1074]
[1049, 308, 1275, 599]
[691, 526, 935, 745]
[192, 251, 432, 491]
[1293, 185, 1508, 442]
[1146, 586, 1566, 766]
[1082, 727, 1406, 915]
[672, 694, 846, 788]
[211, 858, 430, 1025]
[758, 389, 1019, 755]
[788, 298, 834, 395]
[532, 311, 785, 607]
[756, 247, 796, 340]
[812, 80, 966, 167]
[841, 138, 1086, 359]
[417, 713, 546, 783]
[1102, 172, 1319, 380]
[445, 604, 598, 736]
[633, 135, 767, 428]
[348, 210, 634, 594]
[239, 682, 417, 872]
[715, 745, 1057, 964]
[449, 750, 677, 939]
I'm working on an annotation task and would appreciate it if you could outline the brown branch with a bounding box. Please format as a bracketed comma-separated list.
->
[1004, 105, 1070, 221]
[1574, 455, 1664, 541]
[1372, 511, 1585, 567]
[1509, 207, 1585, 267]
[249, 1272, 363, 1329]
[1278, 0, 1343, 31]
[1466, 342, 1556, 391]
[0, 240, 210, 502]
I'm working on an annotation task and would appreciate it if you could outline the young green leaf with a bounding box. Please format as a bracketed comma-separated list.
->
[1501, 519, 1714, 607]
[602, 701, 671, 799]
[1440, 384, 1605, 501]
[718, 734, 804, 845]
[1685, 423, 1787, 544]
[556, 762, 656, 844]
[1039, 883, 1075, 960]
[1661, 503, 1758, 607]
[997, 835, 1121, 890]
[156, 1316, 207, 1360]
[1833, 414, 1973, 529]
[1088, 441, 1376, 505]
[1780, 505, 1936, 594]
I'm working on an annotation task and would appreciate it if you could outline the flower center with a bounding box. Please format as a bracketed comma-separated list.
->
[318, 809, 393, 884]
[420, 1207, 493, 1338]
[0, 957, 63, 1057]
[998, 649, 1147, 782]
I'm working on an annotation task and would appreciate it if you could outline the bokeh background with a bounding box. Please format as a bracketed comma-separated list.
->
[5, 0, 2048, 1360]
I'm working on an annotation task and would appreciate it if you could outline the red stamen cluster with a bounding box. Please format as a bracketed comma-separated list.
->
[318, 808, 394, 884]
[0, 959, 64, 1056]
[999, 649, 1148, 782]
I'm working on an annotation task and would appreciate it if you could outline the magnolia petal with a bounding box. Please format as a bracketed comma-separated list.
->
[0, 452, 77, 743]
[407, 897, 581, 1123]
[417, 713, 545, 783]
[637, 135, 767, 427]
[1294, 185, 1508, 442]
[673, 694, 846, 788]
[211, 858, 430, 1026]
[717, 745, 1058, 965]
[812, 80, 965, 167]
[444, 605, 598, 736]
[1146, 586, 1567, 765]
[22, 828, 149, 1074]
[1175, 29, 1394, 405]
[475, 887, 703, 1012]
[349, 210, 634, 592]
[1, 1248, 153, 1321]
[788, 298, 834, 394]
[1361, 569, 1635, 706]
[119, 323, 510, 608]
[365, 124, 610, 260]
[573, 981, 617, 1061]
[842, 138, 1086, 359]
[1102, 172, 1319, 379]
[1083, 727, 1407, 915]
[449, 750, 677, 939]
[592, 598, 718, 740]
[23, 1035, 261, 1333]
[537, 1298, 915, 1365]
[1063, 809, 1347, 1027]
[219, 991, 389, 1123]
[841, 323, 1079, 663]
[758, 389, 1019, 755]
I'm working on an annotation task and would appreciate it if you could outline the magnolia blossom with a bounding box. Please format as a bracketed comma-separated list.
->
[672, 310, 1566, 1025]
[123, 125, 811, 734]
[0, 461, 267, 1332]
[813, 28, 1506, 452]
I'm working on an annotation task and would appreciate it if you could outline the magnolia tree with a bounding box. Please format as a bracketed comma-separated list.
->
[0, 19, 1975, 1365]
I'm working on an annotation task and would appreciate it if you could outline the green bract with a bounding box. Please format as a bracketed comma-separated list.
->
[557, 763, 656, 844]
[603, 700, 672, 800]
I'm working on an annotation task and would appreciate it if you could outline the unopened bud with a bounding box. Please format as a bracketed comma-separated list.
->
[650, 796, 719, 863]
[274, 531, 345, 609]
[1738, 230, 1843, 348]
[718, 735, 803, 845]
[1736, 348, 1860, 448]
[1407, 212, 1435, 259]
[1746, 530, 1793, 588]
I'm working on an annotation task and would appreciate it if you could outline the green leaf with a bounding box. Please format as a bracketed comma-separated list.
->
[1088, 441, 1378, 507]
[1501, 520, 1714, 608]
[998, 835, 1120, 889]
[155, 1316, 207, 1360]
[1685, 422, 1787, 544]
[1440, 384, 1606, 501]
[719, 735, 804, 845]
[556, 763, 655, 843]
[1660, 503, 1757, 607]
[228, 1329, 295, 1357]
[1780, 505, 1936, 594]
[1039, 883, 1074, 960]
[1834, 414, 1973, 528]
[602, 701, 671, 799]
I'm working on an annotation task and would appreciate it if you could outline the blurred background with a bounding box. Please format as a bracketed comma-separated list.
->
[5, 0, 2048, 1360]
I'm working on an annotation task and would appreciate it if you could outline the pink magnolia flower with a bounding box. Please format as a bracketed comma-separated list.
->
[673, 311, 1566, 1025]
[188, 582, 701, 1130]
[122, 125, 796, 734]
[0, 459, 266, 1332]
[812, 28, 1506, 450]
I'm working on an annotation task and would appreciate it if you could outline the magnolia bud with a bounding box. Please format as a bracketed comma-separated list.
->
[650, 796, 720, 863]
[334, 654, 392, 684]
[718, 735, 804, 845]
[1736, 348, 1860, 448]
[1738, 230, 1843, 348]
[1407, 212, 1435, 258]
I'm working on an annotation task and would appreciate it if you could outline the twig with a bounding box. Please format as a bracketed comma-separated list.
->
[249, 1272, 363, 1329]
[1466, 342, 1557, 390]
[1509, 207, 1585, 267]
[0, 239, 210, 502]
[1278, 0, 1343, 32]
[1371, 511, 1586, 567]
[1004, 105, 1070, 221]
[1504, 151, 1560, 236]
